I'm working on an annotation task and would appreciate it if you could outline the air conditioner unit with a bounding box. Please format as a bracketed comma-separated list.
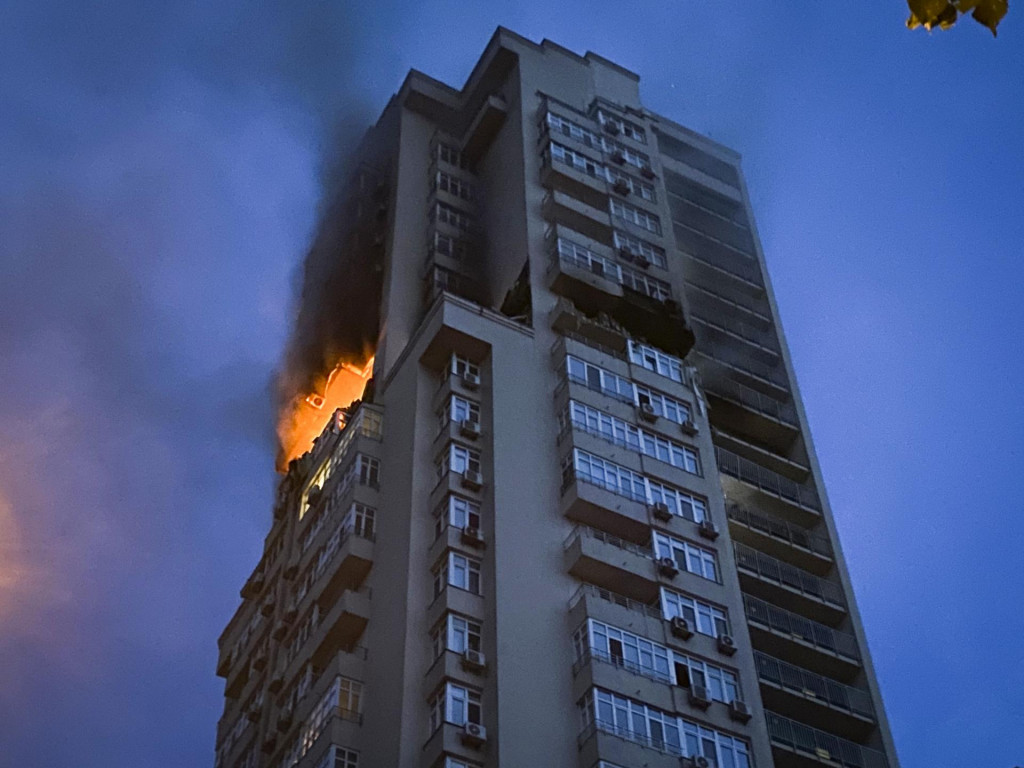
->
[461, 526, 486, 549]
[252, 649, 268, 671]
[259, 597, 276, 617]
[717, 634, 738, 656]
[461, 722, 488, 747]
[610, 149, 626, 164]
[271, 621, 288, 641]
[461, 649, 487, 673]
[650, 502, 672, 522]
[461, 470, 484, 491]
[669, 616, 694, 640]
[459, 419, 482, 439]
[635, 255, 651, 269]
[680, 418, 699, 436]
[603, 121, 621, 136]
[268, 670, 285, 693]
[679, 756, 712, 768]
[641, 164, 657, 179]
[618, 246, 636, 262]
[461, 371, 481, 390]
[612, 178, 631, 196]
[638, 403, 658, 423]
[728, 699, 753, 723]
[698, 519, 720, 541]
[658, 557, 679, 578]
[688, 684, 712, 710]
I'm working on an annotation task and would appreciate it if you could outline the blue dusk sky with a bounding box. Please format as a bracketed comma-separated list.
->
[1, 2, 1022, 767]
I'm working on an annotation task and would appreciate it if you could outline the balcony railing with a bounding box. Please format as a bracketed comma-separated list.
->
[728, 505, 831, 558]
[569, 583, 662, 621]
[716, 446, 821, 512]
[754, 651, 874, 720]
[703, 376, 798, 426]
[564, 525, 652, 560]
[744, 594, 860, 662]
[734, 543, 845, 609]
[578, 719, 686, 758]
[766, 711, 888, 768]
[697, 338, 788, 389]
[692, 313, 780, 356]
[572, 646, 674, 687]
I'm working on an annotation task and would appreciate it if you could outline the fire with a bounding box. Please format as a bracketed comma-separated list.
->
[277, 356, 375, 471]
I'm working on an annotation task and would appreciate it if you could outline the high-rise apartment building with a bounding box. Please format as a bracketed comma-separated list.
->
[214, 28, 899, 768]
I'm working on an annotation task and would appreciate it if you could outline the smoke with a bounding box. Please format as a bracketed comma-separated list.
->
[0, 0, 389, 765]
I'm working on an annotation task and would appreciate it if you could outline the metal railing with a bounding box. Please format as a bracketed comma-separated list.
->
[727, 505, 831, 558]
[692, 313, 779, 355]
[572, 646, 674, 687]
[569, 583, 662, 621]
[716, 445, 821, 512]
[766, 711, 888, 768]
[703, 376, 798, 426]
[734, 543, 845, 608]
[563, 467, 649, 505]
[755, 651, 874, 720]
[564, 524, 653, 560]
[743, 594, 860, 662]
[577, 720, 685, 757]
[697, 338, 788, 388]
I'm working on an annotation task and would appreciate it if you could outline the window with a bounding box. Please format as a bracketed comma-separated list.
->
[660, 588, 729, 638]
[564, 401, 699, 474]
[314, 746, 359, 768]
[653, 532, 718, 582]
[341, 502, 375, 540]
[434, 202, 474, 232]
[440, 395, 480, 431]
[611, 198, 661, 234]
[432, 613, 482, 657]
[564, 448, 706, 520]
[435, 495, 481, 538]
[356, 455, 379, 487]
[450, 354, 480, 380]
[673, 653, 739, 704]
[549, 142, 605, 179]
[437, 443, 481, 480]
[619, 263, 672, 301]
[301, 677, 363, 761]
[629, 340, 684, 382]
[613, 230, 667, 269]
[434, 171, 474, 201]
[433, 231, 473, 262]
[433, 551, 482, 596]
[544, 111, 651, 167]
[437, 142, 470, 170]
[557, 237, 618, 280]
[635, 384, 691, 425]
[596, 109, 647, 144]
[579, 688, 751, 767]
[608, 169, 656, 202]
[575, 619, 672, 683]
[429, 683, 482, 732]
[444, 759, 481, 768]
[565, 355, 634, 404]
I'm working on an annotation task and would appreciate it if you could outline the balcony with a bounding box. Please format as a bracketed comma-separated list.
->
[569, 583, 663, 624]
[548, 244, 624, 312]
[755, 652, 875, 738]
[310, 588, 371, 668]
[550, 298, 630, 356]
[692, 314, 780, 364]
[560, 468, 652, 544]
[702, 374, 799, 453]
[462, 93, 507, 163]
[766, 711, 888, 768]
[734, 543, 845, 624]
[563, 526, 659, 603]
[728, 505, 831, 575]
[744, 595, 860, 681]
[713, 427, 810, 483]
[541, 145, 615, 212]
[694, 339, 789, 398]
[316, 530, 375, 609]
[716, 445, 821, 520]
[543, 190, 613, 244]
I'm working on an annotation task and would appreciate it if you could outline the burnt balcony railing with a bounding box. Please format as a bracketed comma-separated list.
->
[734, 543, 844, 609]
[703, 376, 798, 427]
[766, 711, 888, 768]
[716, 446, 821, 512]
[728, 505, 831, 559]
[743, 594, 860, 662]
[754, 652, 874, 720]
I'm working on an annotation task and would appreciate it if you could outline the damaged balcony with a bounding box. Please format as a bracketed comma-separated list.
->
[563, 525, 660, 603]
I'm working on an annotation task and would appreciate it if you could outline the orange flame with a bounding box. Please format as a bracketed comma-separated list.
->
[277, 356, 375, 471]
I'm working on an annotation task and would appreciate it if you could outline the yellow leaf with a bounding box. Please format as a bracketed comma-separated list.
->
[972, 0, 1009, 34]
[908, 0, 956, 25]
